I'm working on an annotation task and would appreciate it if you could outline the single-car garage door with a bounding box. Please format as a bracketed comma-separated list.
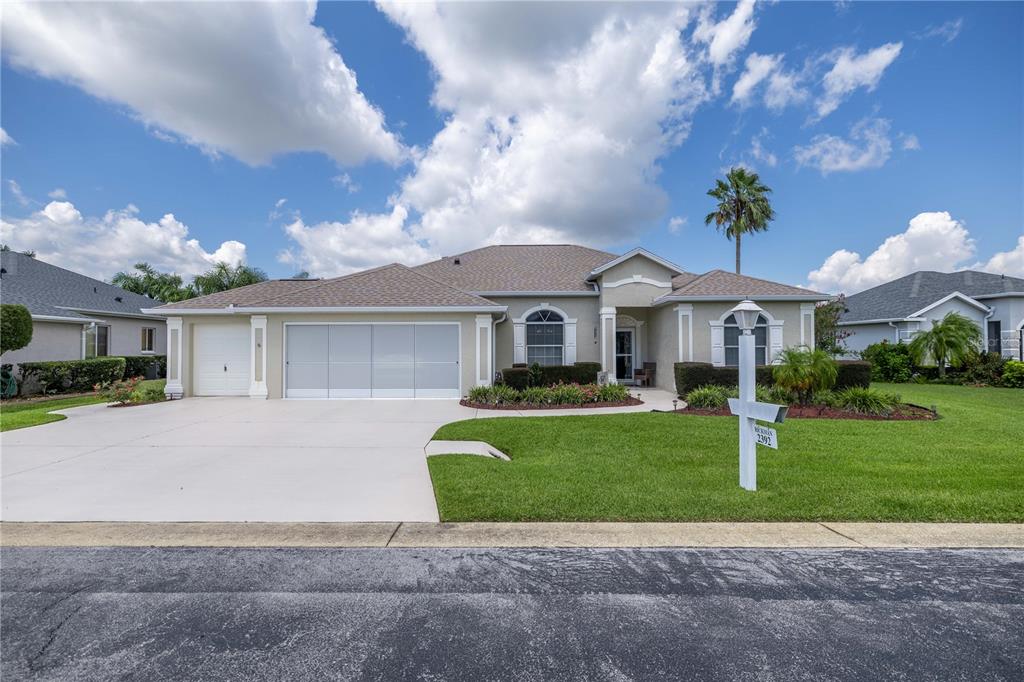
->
[285, 324, 459, 399]
[194, 324, 251, 396]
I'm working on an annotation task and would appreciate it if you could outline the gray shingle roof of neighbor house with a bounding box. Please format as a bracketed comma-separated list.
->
[413, 244, 617, 293]
[841, 270, 1024, 323]
[657, 269, 826, 300]
[0, 250, 161, 320]
[154, 263, 500, 310]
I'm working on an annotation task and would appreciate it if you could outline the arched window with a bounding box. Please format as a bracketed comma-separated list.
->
[526, 310, 564, 366]
[723, 313, 768, 366]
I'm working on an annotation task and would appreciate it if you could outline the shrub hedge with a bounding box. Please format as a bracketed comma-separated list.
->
[834, 360, 872, 389]
[673, 362, 773, 396]
[20, 357, 127, 394]
[123, 355, 167, 379]
[499, 362, 602, 388]
[0, 303, 33, 354]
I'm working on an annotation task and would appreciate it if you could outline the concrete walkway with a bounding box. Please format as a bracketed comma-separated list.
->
[3, 521, 1021, 548]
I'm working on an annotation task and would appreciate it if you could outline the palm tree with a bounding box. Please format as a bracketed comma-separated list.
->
[704, 166, 776, 274]
[908, 312, 982, 378]
[772, 347, 838, 404]
[111, 262, 191, 302]
[191, 262, 268, 297]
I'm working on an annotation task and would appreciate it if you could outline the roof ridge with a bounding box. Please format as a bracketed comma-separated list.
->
[251, 263, 400, 306]
[671, 270, 717, 294]
[397, 263, 496, 304]
[708, 268, 821, 294]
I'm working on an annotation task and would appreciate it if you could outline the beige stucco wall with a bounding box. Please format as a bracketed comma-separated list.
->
[646, 305, 679, 391]
[489, 296, 601, 370]
[1, 320, 84, 367]
[106, 316, 168, 357]
[687, 300, 805, 362]
[597, 257, 675, 308]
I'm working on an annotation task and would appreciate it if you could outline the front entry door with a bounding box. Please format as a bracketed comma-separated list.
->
[615, 329, 634, 382]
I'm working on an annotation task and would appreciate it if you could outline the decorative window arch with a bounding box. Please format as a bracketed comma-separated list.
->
[525, 309, 564, 366]
[723, 313, 768, 366]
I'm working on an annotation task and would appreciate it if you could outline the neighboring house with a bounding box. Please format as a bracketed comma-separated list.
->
[149, 244, 823, 395]
[838, 270, 1024, 360]
[147, 245, 825, 399]
[0, 250, 167, 368]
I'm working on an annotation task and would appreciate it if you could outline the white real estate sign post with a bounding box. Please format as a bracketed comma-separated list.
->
[726, 300, 788, 491]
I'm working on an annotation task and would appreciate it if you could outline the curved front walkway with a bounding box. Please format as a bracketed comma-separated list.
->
[0, 389, 676, 523]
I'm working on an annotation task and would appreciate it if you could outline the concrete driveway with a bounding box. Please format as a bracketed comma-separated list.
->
[1, 398, 486, 523]
[1, 390, 676, 523]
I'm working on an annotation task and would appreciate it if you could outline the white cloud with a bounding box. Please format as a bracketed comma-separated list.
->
[693, 0, 757, 67]
[794, 117, 893, 174]
[0, 201, 246, 280]
[816, 42, 902, 119]
[333, 173, 360, 193]
[0, 128, 15, 146]
[363, 2, 708, 262]
[279, 205, 433, 277]
[731, 53, 781, 106]
[2, 2, 402, 166]
[731, 52, 807, 111]
[916, 18, 963, 44]
[749, 128, 778, 167]
[668, 216, 687, 234]
[899, 133, 921, 151]
[47, 188, 67, 199]
[7, 180, 31, 206]
[983, 235, 1024, 277]
[807, 211, 977, 293]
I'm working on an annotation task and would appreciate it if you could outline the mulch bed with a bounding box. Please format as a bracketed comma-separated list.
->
[676, 403, 937, 421]
[462, 397, 644, 410]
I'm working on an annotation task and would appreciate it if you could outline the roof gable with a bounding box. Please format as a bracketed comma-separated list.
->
[657, 269, 825, 300]
[587, 247, 686, 279]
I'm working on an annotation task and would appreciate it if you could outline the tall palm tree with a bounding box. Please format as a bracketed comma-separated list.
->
[908, 312, 982, 378]
[191, 262, 268, 297]
[704, 166, 776, 274]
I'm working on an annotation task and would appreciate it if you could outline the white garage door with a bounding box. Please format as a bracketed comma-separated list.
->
[194, 324, 251, 396]
[285, 324, 459, 399]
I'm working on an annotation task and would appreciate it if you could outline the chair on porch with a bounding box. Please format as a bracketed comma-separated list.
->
[633, 362, 656, 387]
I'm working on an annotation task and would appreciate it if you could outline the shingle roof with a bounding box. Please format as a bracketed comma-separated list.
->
[660, 269, 825, 299]
[155, 264, 498, 310]
[841, 270, 1024, 323]
[413, 244, 616, 292]
[0, 250, 161, 319]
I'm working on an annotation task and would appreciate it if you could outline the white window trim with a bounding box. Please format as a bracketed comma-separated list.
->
[141, 327, 156, 354]
[513, 303, 577, 364]
[525, 309, 566, 367]
[709, 308, 784, 367]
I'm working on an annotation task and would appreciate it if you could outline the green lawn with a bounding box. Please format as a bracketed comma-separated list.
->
[0, 380, 166, 432]
[428, 383, 1024, 522]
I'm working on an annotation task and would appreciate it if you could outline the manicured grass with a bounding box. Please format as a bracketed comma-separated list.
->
[428, 383, 1024, 522]
[0, 380, 166, 432]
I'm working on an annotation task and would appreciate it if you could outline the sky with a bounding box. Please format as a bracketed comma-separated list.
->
[1, 0, 1021, 295]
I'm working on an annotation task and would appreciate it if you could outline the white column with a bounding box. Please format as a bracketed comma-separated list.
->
[513, 322, 526, 364]
[164, 317, 184, 399]
[738, 329, 757, 491]
[676, 304, 693, 362]
[600, 307, 616, 381]
[800, 303, 815, 349]
[249, 315, 268, 399]
[475, 315, 492, 386]
[635, 322, 644, 370]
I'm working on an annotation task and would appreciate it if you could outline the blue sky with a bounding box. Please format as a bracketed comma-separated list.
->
[1, 1, 1021, 293]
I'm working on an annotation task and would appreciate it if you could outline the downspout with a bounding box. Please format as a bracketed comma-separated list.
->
[888, 321, 899, 343]
[982, 306, 995, 355]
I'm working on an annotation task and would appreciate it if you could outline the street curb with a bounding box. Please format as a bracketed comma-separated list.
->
[2, 521, 1022, 549]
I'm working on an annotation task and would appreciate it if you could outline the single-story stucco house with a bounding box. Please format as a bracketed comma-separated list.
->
[144, 245, 828, 399]
[839, 270, 1024, 360]
[0, 250, 167, 367]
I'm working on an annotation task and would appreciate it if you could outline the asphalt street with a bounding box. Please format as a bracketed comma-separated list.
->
[2, 547, 1021, 681]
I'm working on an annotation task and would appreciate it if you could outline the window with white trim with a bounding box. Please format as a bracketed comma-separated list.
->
[526, 310, 564, 366]
[84, 324, 110, 358]
[723, 314, 767, 366]
[141, 327, 155, 353]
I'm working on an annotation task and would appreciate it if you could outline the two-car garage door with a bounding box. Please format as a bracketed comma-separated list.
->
[286, 324, 460, 399]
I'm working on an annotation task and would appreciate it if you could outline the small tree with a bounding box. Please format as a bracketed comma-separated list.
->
[772, 347, 838, 404]
[908, 312, 982, 378]
[0, 303, 33, 355]
[815, 295, 852, 355]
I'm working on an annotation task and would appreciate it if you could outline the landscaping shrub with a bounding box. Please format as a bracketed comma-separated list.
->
[597, 382, 629, 403]
[957, 351, 1007, 386]
[491, 384, 520, 404]
[548, 383, 588, 405]
[772, 348, 838, 403]
[20, 357, 127, 394]
[673, 362, 773, 396]
[122, 355, 167, 380]
[572, 362, 602, 382]
[832, 387, 902, 416]
[134, 381, 167, 403]
[500, 367, 531, 390]
[834, 360, 872, 389]
[1001, 360, 1024, 388]
[685, 385, 731, 409]
[468, 382, 632, 406]
[95, 376, 143, 404]
[862, 341, 913, 382]
[520, 386, 549, 405]
[0, 303, 33, 355]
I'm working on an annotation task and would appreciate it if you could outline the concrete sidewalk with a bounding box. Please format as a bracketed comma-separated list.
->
[3, 521, 1021, 548]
